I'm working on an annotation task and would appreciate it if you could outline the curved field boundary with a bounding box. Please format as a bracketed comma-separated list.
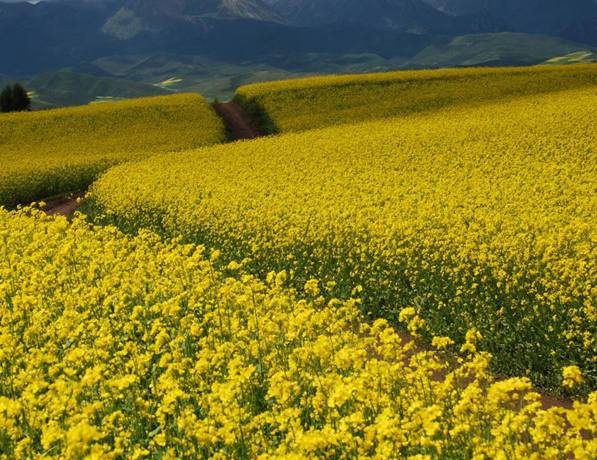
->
[38, 100, 262, 217]
[236, 64, 597, 133]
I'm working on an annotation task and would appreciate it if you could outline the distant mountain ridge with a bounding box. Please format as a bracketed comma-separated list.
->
[421, 0, 597, 39]
[420, 0, 481, 16]
[275, 0, 455, 33]
[102, 0, 283, 39]
[2, 0, 596, 40]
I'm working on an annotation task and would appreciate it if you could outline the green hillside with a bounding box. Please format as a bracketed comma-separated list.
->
[92, 53, 412, 100]
[1, 70, 171, 109]
[406, 33, 594, 68]
[543, 50, 597, 65]
[26, 71, 170, 108]
[4, 33, 594, 109]
[92, 54, 301, 101]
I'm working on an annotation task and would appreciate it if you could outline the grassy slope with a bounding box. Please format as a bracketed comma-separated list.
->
[92, 53, 409, 101]
[0, 71, 170, 109]
[543, 50, 597, 65]
[4, 32, 592, 107]
[26, 71, 170, 108]
[61, 35, 597, 102]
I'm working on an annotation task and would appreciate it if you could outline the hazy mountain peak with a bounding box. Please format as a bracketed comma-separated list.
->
[1, 0, 596, 79]
[102, 0, 282, 39]
[420, 0, 487, 16]
[129, 0, 281, 19]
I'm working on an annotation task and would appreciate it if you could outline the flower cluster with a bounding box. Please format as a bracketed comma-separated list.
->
[90, 86, 597, 392]
[0, 208, 595, 458]
[0, 94, 225, 208]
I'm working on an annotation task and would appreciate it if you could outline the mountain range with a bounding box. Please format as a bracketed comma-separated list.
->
[1, 0, 596, 106]
[94, 0, 597, 39]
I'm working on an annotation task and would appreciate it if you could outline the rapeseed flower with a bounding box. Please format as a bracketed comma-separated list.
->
[1, 208, 595, 457]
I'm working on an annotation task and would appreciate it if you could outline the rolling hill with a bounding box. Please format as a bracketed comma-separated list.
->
[405, 33, 593, 68]
[25, 70, 170, 107]
[422, 0, 597, 45]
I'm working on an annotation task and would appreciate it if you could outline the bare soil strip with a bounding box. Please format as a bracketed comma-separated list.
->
[391, 329, 575, 411]
[213, 101, 263, 140]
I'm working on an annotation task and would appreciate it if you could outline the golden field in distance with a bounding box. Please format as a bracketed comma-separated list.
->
[0, 94, 225, 208]
[236, 64, 597, 133]
[90, 87, 597, 393]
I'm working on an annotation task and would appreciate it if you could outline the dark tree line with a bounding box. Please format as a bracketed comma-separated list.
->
[1, 83, 31, 113]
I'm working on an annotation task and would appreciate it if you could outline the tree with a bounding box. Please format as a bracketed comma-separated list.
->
[0, 83, 31, 113]
[0, 85, 13, 113]
[11, 83, 31, 112]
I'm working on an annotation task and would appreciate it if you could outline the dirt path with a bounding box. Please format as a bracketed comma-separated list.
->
[43, 193, 85, 218]
[213, 101, 263, 141]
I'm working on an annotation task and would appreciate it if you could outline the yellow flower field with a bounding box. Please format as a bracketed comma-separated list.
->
[236, 64, 597, 133]
[0, 94, 225, 208]
[90, 87, 597, 393]
[0, 208, 595, 458]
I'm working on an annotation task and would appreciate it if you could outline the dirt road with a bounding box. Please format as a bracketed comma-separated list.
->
[213, 101, 263, 140]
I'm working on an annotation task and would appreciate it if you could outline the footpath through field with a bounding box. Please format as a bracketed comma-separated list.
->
[43, 101, 262, 217]
[213, 101, 263, 141]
